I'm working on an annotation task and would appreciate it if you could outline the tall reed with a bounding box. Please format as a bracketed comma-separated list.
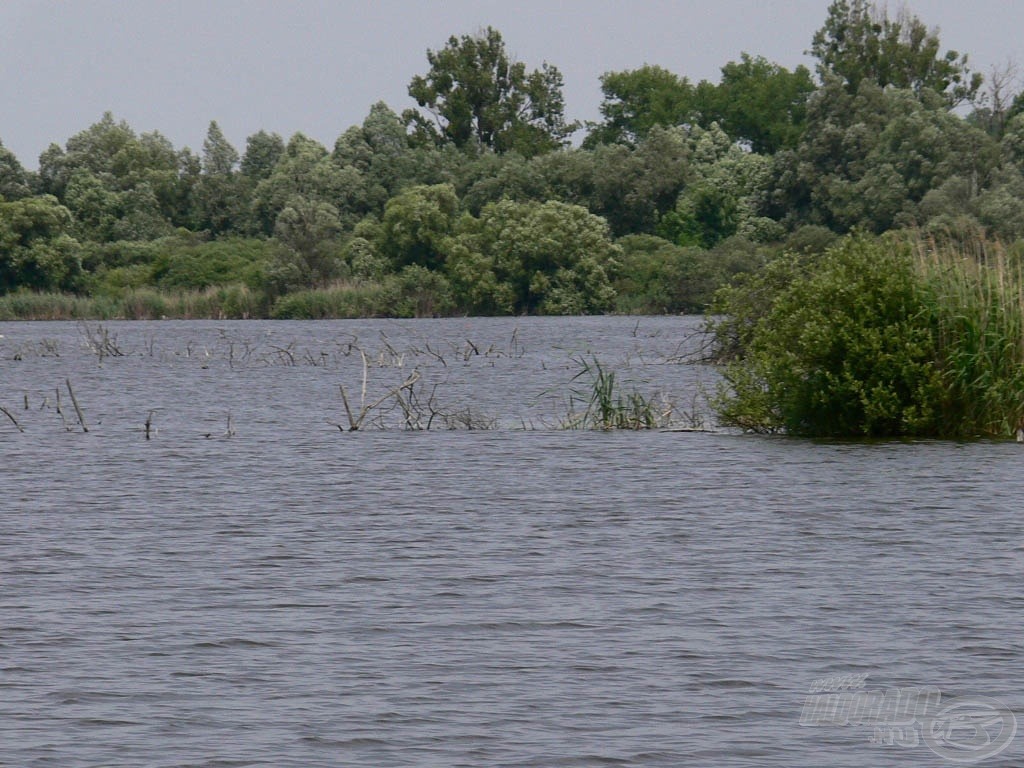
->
[913, 234, 1024, 436]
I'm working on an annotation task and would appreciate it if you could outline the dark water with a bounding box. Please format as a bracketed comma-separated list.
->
[1, 317, 1022, 767]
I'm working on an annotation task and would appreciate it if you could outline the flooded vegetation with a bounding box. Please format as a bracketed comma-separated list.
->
[2, 316, 1024, 766]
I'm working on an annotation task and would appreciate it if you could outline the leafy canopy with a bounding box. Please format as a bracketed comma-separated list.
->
[404, 27, 577, 156]
[584, 65, 698, 147]
[810, 0, 982, 106]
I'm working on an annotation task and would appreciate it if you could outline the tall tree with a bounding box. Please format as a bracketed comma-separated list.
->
[810, 0, 982, 106]
[202, 120, 239, 176]
[584, 65, 698, 147]
[240, 130, 285, 181]
[0, 141, 31, 200]
[404, 27, 577, 156]
[711, 55, 815, 153]
[271, 195, 344, 287]
[196, 121, 244, 235]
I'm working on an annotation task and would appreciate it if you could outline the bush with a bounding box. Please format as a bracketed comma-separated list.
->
[708, 233, 1024, 437]
[613, 235, 702, 314]
[151, 237, 272, 290]
[270, 269, 453, 319]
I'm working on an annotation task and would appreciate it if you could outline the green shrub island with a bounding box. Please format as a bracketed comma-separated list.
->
[708, 234, 1024, 438]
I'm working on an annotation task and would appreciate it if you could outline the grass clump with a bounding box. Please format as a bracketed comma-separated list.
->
[708, 233, 1024, 438]
[915, 235, 1024, 436]
[564, 356, 672, 430]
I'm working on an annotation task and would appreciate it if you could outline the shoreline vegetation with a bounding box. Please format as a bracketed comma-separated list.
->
[4, 1, 1024, 437]
[2, 1, 1022, 327]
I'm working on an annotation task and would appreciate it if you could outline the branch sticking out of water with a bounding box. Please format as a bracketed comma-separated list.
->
[66, 379, 89, 433]
[79, 322, 125, 362]
[0, 405, 24, 433]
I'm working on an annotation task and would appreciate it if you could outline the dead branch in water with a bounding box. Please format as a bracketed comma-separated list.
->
[65, 379, 89, 432]
[338, 367, 422, 431]
[144, 410, 156, 439]
[0, 405, 24, 433]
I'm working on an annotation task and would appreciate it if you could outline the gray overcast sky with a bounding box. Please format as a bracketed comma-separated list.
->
[1, 0, 1021, 167]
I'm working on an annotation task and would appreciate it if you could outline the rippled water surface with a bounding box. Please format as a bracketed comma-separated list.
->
[2, 316, 1022, 767]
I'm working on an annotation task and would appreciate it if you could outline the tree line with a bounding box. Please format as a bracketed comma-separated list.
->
[2, 0, 1023, 318]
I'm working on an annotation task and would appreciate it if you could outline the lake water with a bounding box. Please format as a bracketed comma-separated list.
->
[1, 316, 1022, 767]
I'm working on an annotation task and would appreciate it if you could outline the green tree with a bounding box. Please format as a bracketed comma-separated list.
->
[710, 233, 1024, 437]
[613, 234, 704, 313]
[196, 120, 246, 235]
[584, 65, 697, 147]
[0, 195, 82, 292]
[0, 141, 30, 200]
[660, 123, 780, 247]
[575, 126, 694, 236]
[771, 80, 998, 232]
[202, 120, 239, 175]
[404, 27, 577, 156]
[709, 235, 945, 435]
[240, 130, 285, 181]
[377, 183, 459, 270]
[447, 199, 619, 314]
[251, 133, 366, 235]
[711, 55, 815, 153]
[38, 113, 183, 234]
[810, 0, 982, 106]
[269, 195, 344, 289]
[332, 102, 418, 214]
[459, 151, 550, 214]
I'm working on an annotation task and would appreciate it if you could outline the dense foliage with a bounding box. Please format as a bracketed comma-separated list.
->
[709, 234, 1024, 438]
[1, 1, 1022, 320]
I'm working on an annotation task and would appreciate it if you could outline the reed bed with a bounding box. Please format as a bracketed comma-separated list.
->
[913, 235, 1024, 436]
[0, 285, 267, 321]
[0, 292, 120, 320]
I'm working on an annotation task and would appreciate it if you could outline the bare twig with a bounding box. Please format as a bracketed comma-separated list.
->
[0, 405, 24, 433]
[66, 379, 89, 432]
